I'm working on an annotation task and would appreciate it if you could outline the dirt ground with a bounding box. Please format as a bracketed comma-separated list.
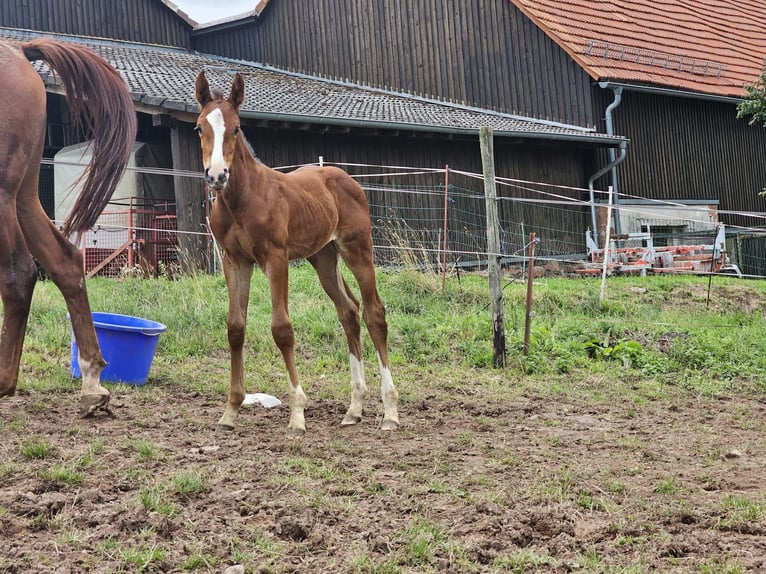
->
[1, 376, 765, 573]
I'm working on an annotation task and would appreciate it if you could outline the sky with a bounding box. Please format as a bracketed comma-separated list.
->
[170, 0, 256, 25]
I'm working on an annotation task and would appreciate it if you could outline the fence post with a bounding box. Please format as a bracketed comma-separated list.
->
[480, 127, 506, 368]
[523, 232, 536, 356]
[441, 164, 450, 289]
[599, 186, 614, 302]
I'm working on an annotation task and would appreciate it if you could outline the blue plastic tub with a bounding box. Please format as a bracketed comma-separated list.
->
[70, 312, 167, 385]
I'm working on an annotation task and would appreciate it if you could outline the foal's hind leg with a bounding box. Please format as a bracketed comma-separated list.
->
[17, 196, 110, 416]
[0, 213, 38, 398]
[336, 243, 399, 430]
[308, 245, 367, 426]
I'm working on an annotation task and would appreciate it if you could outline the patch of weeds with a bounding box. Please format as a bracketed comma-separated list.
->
[603, 478, 626, 494]
[718, 494, 764, 528]
[38, 464, 85, 487]
[75, 439, 104, 468]
[427, 479, 468, 498]
[181, 554, 218, 570]
[573, 547, 601, 570]
[139, 484, 178, 517]
[531, 468, 575, 503]
[578, 492, 609, 512]
[125, 436, 164, 460]
[20, 437, 54, 460]
[169, 469, 208, 497]
[59, 526, 86, 549]
[282, 456, 346, 482]
[350, 555, 400, 573]
[230, 531, 282, 566]
[400, 516, 467, 569]
[0, 463, 18, 483]
[699, 558, 745, 574]
[498, 450, 522, 467]
[654, 477, 680, 495]
[493, 548, 555, 572]
[119, 542, 166, 572]
[454, 430, 474, 446]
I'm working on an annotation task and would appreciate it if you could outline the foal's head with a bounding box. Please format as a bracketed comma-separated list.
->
[194, 71, 245, 191]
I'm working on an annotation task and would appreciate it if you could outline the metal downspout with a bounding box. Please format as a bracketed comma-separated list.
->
[589, 86, 625, 248]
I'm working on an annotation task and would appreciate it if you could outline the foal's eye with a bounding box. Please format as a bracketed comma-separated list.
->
[233, 126, 240, 137]
[194, 125, 202, 136]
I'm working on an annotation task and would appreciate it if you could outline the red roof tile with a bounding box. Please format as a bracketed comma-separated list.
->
[510, 0, 766, 98]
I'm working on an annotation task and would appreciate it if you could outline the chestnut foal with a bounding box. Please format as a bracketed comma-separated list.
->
[194, 71, 399, 436]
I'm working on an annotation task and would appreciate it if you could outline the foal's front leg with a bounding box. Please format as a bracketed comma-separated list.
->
[266, 258, 307, 437]
[218, 256, 253, 430]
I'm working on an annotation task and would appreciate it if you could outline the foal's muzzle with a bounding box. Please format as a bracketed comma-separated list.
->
[205, 167, 229, 190]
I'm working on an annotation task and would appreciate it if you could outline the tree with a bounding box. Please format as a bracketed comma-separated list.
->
[738, 66, 766, 195]
[737, 66, 766, 128]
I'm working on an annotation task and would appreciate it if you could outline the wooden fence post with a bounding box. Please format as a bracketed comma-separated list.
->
[441, 164, 450, 289]
[523, 232, 537, 356]
[480, 127, 506, 368]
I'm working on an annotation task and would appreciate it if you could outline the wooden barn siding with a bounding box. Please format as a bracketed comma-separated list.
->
[239, 126, 591, 256]
[193, 0, 596, 127]
[608, 91, 766, 230]
[1, 0, 191, 48]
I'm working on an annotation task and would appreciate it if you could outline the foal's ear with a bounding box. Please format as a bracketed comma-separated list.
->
[229, 73, 245, 111]
[195, 71, 212, 106]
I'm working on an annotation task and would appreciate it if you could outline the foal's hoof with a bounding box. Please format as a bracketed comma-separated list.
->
[79, 394, 112, 418]
[216, 423, 235, 432]
[341, 413, 362, 426]
[380, 419, 399, 431]
[286, 427, 305, 440]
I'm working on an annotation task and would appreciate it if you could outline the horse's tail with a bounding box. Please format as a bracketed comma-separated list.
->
[22, 38, 137, 237]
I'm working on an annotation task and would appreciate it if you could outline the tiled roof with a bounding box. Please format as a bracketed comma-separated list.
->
[510, 0, 766, 98]
[1, 27, 624, 146]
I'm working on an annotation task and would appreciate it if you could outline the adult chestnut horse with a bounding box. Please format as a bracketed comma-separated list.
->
[194, 71, 399, 436]
[0, 39, 136, 415]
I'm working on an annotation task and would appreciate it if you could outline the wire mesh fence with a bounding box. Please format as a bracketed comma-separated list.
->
[54, 162, 766, 279]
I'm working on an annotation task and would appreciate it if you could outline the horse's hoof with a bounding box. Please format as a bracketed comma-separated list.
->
[341, 414, 362, 426]
[380, 419, 399, 431]
[286, 427, 305, 440]
[216, 423, 235, 432]
[79, 394, 112, 418]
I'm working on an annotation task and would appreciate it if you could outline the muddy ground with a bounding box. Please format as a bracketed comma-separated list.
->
[1, 375, 765, 573]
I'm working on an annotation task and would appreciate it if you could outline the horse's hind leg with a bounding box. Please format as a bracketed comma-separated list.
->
[308, 244, 367, 426]
[17, 188, 110, 416]
[335, 242, 399, 430]
[0, 210, 38, 398]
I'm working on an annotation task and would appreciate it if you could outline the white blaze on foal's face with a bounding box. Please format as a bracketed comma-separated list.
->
[205, 108, 228, 182]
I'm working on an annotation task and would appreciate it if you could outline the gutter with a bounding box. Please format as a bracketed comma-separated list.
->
[587, 84, 628, 249]
[236, 109, 627, 146]
[604, 85, 623, 235]
[598, 81, 742, 105]
[588, 121, 627, 249]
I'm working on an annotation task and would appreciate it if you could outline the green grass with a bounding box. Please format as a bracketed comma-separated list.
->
[5, 267, 766, 572]
[14, 268, 766, 404]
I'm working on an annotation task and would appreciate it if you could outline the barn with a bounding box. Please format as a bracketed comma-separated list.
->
[194, 0, 766, 260]
[4, 0, 766, 272]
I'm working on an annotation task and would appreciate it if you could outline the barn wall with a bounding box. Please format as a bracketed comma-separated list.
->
[239, 125, 593, 256]
[0, 0, 192, 48]
[605, 90, 766, 230]
[193, 0, 597, 127]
